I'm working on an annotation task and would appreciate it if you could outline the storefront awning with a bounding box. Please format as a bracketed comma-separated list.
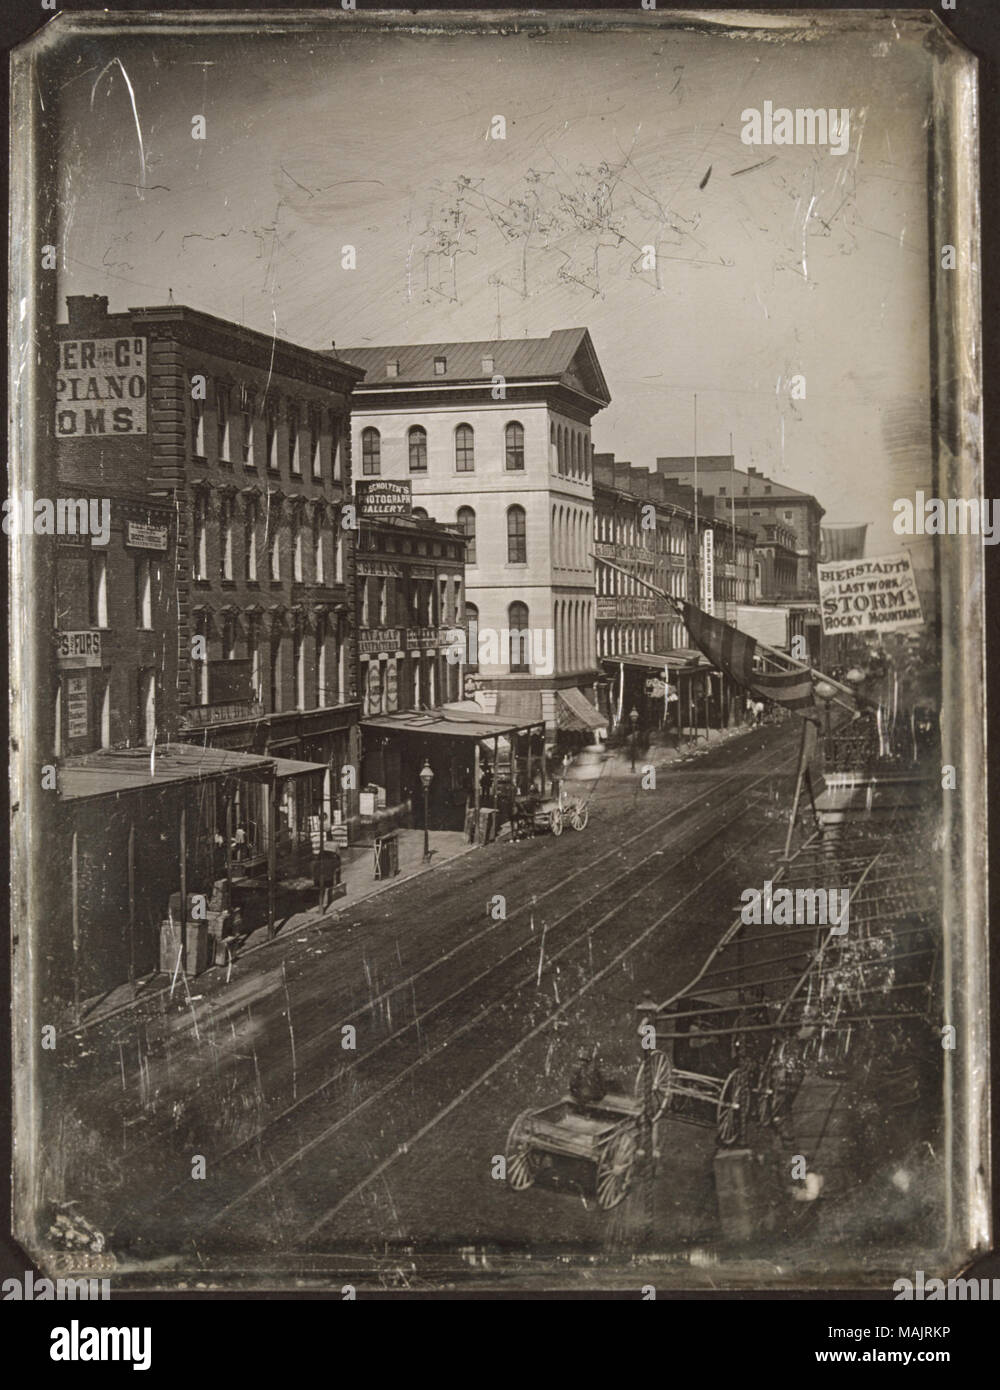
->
[600, 652, 675, 673]
[57, 743, 276, 802]
[555, 687, 607, 733]
[362, 710, 543, 743]
[272, 756, 329, 781]
[494, 689, 543, 722]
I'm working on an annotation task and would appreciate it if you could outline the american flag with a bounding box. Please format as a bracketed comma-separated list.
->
[680, 602, 819, 716]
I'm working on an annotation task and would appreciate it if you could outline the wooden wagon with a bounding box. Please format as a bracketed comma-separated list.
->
[505, 1091, 641, 1210]
[635, 1051, 750, 1147]
[510, 789, 590, 840]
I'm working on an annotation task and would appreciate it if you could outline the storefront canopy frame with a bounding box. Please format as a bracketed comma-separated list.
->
[57, 742, 277, 803]
[361, 711, 545, 743]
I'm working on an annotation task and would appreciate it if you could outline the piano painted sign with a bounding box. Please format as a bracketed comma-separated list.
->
[56, 338, 148, 436]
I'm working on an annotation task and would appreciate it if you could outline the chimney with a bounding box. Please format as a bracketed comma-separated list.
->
[65, 294, 109, 330]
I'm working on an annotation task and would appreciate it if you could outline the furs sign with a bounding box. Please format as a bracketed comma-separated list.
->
[56, 338, 147, 436]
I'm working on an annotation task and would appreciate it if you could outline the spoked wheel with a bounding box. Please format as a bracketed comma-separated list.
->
[717, 1068, 749, 1147]
[595, 1128, 638, 1210]
[550, 807, 564, 836]
[505, 1110, 540, 1191]
[634, 1050, 673, 1121]
[756, 1058, 776, 1125]
[571, 804, 589, 831]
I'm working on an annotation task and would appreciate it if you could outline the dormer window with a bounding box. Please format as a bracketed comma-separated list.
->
[386, 360, 399, 378]
[482, 356, 494, 375]
[434, 356, 447, 376]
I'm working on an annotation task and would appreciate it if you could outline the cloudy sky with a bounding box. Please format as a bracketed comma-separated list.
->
[50, 15, 939, 551]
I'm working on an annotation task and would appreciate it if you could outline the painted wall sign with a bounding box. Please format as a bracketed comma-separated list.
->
[357, 479, 412, 517]
[56, 630, 102, 668]
[56, 338, 147, 436]
[66, 676, 89, 739]
[126, 521, 168, 550]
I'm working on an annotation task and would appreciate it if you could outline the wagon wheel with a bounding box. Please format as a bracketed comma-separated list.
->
[717, 1068, 749, 1147]
[505, 1109, 540, 1191]
[571, 803, 589, 831]
[634, 1050, 673, 1121]
[550, 807, 564, 837]
[595, 1127, 637, 1210]
[756, 1054, 776, 1125]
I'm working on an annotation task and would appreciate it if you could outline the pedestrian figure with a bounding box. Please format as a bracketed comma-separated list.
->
[569, 1046, 607, 1105]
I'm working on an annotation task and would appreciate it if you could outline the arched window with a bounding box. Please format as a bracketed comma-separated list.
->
[455, 423, 475, 472]
[412, 506, 429, 520]
[507, 504, 526, 564]
[408, 425, 427, 472]
[457, 506, 476, 566]
[508, 601, 530, 673]
[361, 427, 380, 476]
[504, 421, 525, 471]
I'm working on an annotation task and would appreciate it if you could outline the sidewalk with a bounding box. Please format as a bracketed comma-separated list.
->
[590, 720, 758, 781]
[76, 825, 476, 1031]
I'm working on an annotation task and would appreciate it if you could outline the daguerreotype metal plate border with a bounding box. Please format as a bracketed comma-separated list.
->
[7, 7, 990, 1294]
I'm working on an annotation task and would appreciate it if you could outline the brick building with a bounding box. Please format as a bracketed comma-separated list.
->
[55, 294, 366, 829]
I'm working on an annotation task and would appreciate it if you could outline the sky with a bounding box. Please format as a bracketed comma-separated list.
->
[49, 16, 940, 553]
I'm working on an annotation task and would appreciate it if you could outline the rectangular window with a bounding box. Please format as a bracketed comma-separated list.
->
[288, 406, 301, 474]
[317, 616, 328, 708]
[244, 500, 258, 581]
[378, 576, 387, 625]
[217, 385, 231, 462]
[100, 678, 111, 749]
[219, 497, 233, 580]
[88, 552, 108, 627]
[267, 408, 279, 471]
[191, 392, 205, 456]
[241, 391, 255, 466]
[195, 619, 209, 704]
[291, 514, 303, 582]
[138, 668, 156, 745]
[249, 623, 260, 697]
[311, 409, 322, 480]
[330, 413, 342, 482]
[294, 625, 305, 709]
[135, 557, 152, 628]
[313, 513, 324, 583]
[434, 356, 446, 375]
[269, 520, 281, 581]
[270, 635, 281, 713]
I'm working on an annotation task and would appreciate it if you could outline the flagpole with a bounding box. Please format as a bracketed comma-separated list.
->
[693, 394, 700, 608]
[729, 431, 737, 614]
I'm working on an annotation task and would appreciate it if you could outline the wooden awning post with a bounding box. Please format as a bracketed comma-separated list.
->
[179, 803, 187, 973]
[71, 827, 80, 1025]
[225, 791, 233, 898]
[267, 771, 277, 939]
[127, 819, 136, 999]
[473, 741, 481, 844]
[538, 726, 547, 796]
[526, 728, 534, 793]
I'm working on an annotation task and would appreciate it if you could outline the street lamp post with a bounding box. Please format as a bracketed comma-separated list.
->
[419, 759, 434, 862]
[629, 706, 639, 773]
